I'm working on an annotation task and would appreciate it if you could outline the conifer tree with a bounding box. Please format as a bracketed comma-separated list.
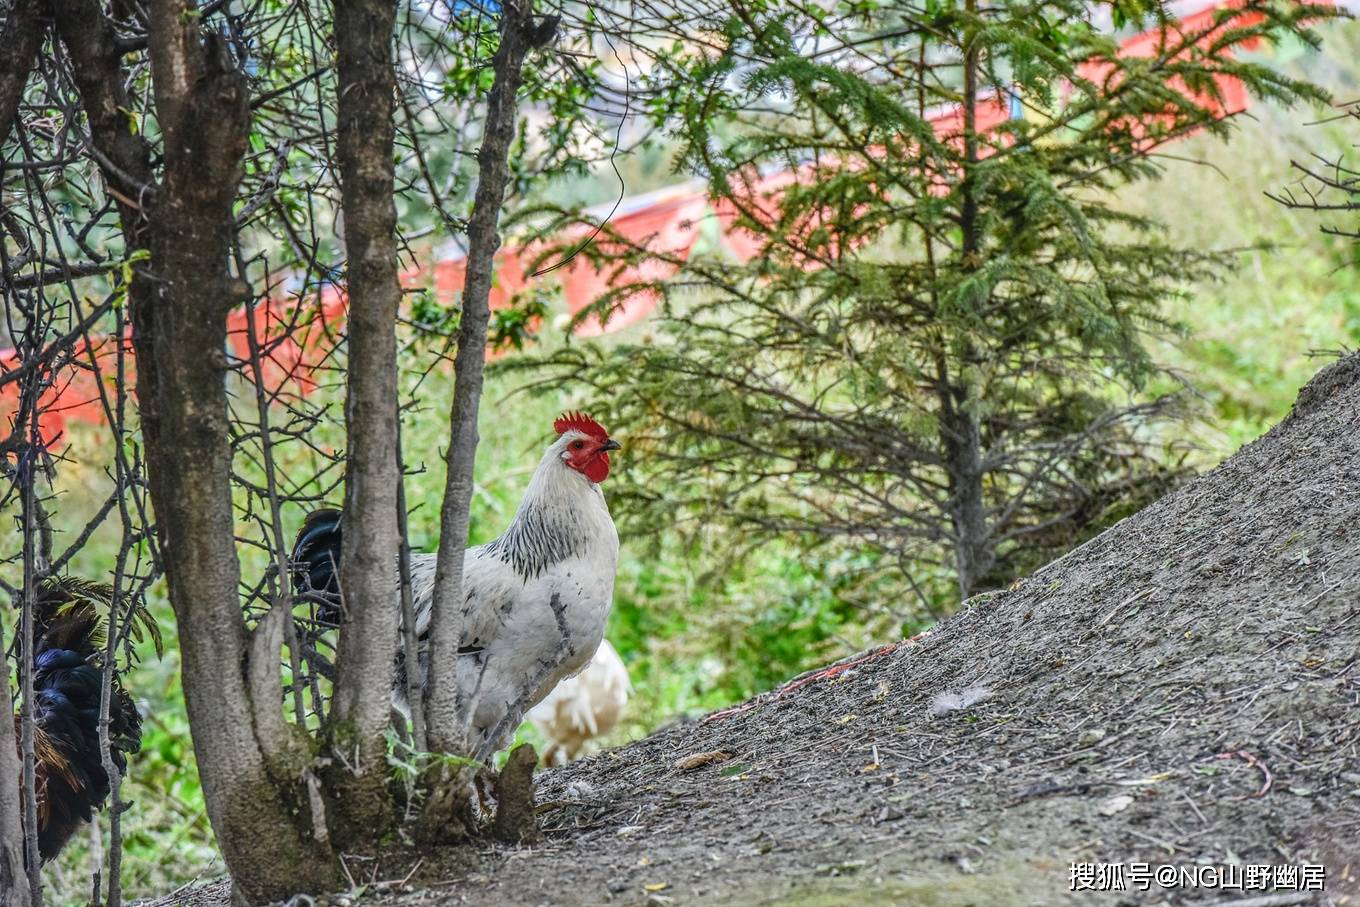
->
[536, 0, 1334, 600]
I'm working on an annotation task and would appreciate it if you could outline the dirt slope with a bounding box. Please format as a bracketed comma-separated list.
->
[154, 356, 1360, 907]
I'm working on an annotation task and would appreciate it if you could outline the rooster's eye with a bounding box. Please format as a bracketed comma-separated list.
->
[572, 440, 584, 449]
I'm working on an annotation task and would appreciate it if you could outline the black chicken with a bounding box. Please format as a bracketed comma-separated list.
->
[11, 577, 144, 863]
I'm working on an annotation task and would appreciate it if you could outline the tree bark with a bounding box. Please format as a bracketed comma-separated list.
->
[940, 398, 994, 598]
[0, 5, 46, 902]
[0, 0, 46, 147]
[325, 0, 403, 840]
[138, 3, 335, 901]
[0, 653, 30, 907]
[425, 1, 557, 753]
[942, 0, 994, 600]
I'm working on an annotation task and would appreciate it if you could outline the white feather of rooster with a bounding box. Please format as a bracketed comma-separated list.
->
[528, 638, 631, 765]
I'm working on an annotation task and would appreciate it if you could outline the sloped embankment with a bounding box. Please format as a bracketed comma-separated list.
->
[418, 354, 1360, 907]
[160, 356, 1360, 907]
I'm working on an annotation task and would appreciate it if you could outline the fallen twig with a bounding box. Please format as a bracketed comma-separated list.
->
[1215, 750, 1273, 800]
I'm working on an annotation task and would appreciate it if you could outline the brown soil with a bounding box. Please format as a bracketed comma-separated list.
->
[145, 355, 1360, 907]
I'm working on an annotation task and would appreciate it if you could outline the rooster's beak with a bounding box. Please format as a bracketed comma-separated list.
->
[601, 439, 621, 452]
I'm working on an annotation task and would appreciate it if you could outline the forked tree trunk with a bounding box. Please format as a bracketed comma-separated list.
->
[325, 0, 404, 842]
[54, 1, 339, 896]
[9, 0, 554, 898]
[137, 4, 335, 902]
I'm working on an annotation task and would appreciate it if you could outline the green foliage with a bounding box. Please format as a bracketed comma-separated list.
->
[12, 6, 1360, 901]
[385, 728, 481, 782]
[1132, 24, 1360, 454]
[528, 0, 1338, 601]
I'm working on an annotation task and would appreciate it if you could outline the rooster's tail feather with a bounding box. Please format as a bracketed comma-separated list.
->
[292, 508, 343, 625]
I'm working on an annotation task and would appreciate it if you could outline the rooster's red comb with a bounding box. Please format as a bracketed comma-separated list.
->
[554, 411, 609, 441]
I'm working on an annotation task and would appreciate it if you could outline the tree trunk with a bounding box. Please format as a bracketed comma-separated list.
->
[960, 0, 980, 262]
[425, 1, 557, 753]
[942, 0, 994, 601]
[0, 662, 30, 907]
[139, 4, 335, 901]
[940, 400, 994, 598]
[325, 0, 403, 841]
[0, 5, 46, 902]
[0, 0, 45, 147]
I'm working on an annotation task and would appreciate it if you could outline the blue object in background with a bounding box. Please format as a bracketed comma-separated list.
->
[449, 0, 501, 14]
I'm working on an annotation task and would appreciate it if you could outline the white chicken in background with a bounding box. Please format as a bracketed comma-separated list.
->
[292, 412, 621, 760]
[528, 638, 631, 765]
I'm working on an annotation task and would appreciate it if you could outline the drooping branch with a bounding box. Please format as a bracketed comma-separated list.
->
[425, 0, 558, 753]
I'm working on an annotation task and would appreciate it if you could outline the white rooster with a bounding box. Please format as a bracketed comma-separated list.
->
[292, 411, 621, 758]
[528, 638, 631, 765]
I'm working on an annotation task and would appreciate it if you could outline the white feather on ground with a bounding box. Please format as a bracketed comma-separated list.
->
[929, 685, 993, 717]
[528, 638, 631, 766]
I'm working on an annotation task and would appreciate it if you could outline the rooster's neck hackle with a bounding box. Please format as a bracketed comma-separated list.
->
[483, 435, 614, 579]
